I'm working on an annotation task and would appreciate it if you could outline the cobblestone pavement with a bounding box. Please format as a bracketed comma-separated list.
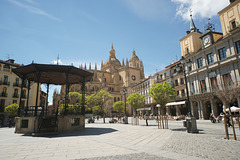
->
[0, 118, 239, 160]
[77, 152, 173, 160]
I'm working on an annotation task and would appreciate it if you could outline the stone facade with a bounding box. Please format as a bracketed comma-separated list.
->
[0, 59, 39, 126]
[55, 45, 145, 115]
[180, 0, 240, 119]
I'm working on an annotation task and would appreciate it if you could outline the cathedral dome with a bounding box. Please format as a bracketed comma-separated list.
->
[103, 44, 121, 67]
[129, 49, 139, 62]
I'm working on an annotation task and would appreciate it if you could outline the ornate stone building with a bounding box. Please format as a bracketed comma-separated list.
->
[0, 59, 39, 126]
[180, 0, 240, 119]
[54, 45, 145, 115]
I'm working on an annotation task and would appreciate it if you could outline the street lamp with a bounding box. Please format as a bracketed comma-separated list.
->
[180, 56, 198, 133]
[180, 56, 191, 116]
[123, 87, 128, 124]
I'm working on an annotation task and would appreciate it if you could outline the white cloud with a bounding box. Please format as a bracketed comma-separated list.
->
[171, 0, 229, 21]
[8, 0, 62, 22]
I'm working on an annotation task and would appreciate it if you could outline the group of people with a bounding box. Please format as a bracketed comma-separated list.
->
[210, 112, 233, 127]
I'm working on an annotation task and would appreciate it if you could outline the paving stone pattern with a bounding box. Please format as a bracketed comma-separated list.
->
[0, 118, 239, 160]
[77, 152, 173, 160]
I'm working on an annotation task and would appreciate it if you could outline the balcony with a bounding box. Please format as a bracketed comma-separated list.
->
[13, 82, 20, 87]
[0, 93, 8, 97]
[175, 95, 186, 100]
[13, 94, 19, 98]
[3, 68, 10, 72]
[0, 80, 10, 86]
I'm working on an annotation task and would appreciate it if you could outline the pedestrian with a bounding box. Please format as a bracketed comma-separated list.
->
[145, 113, 148, 126]
[8, 118, 12, 128]
[226, 113, 232, 127]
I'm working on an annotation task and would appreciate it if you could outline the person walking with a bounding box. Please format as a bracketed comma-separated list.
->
[145, 113, 148, 126]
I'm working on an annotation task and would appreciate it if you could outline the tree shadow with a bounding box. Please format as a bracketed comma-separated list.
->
[21, 127, 118, 138]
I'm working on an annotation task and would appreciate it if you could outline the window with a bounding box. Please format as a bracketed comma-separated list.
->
[175, 79, 178, 86]
[3, 76, 8, 84]
[188, 66, 192, 71]
[174, 69, 177, 73]
[119, 75, 121, 81]
[210, 77, 218, 90]
[118, 97, 120, 101]
[197, 58, 203, 68]
[13, 89, 18, 98]
[114, 97, 116, 102]
[15, 78, 19, 86]
[222, 73, 233, 86]
[181, 89, 185, 97]
[218, 47, 226, 60]
[231, 21, 236, 29]
[13, 100, 17, 104]
[235, 41, 240, 54]
[207, 53, 214, 64]
[160, 74, 162, 80]
[190, 83, 195, 94]
[200, 80, 207, 93]
[180, 78, 184, 85]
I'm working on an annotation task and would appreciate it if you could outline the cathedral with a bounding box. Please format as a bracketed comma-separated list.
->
[53, 45, 145, 115]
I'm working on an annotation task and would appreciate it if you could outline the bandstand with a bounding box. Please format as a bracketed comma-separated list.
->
[12, 63, 93, 136]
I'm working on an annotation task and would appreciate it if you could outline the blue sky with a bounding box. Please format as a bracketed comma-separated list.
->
[0, 0, 229, 103]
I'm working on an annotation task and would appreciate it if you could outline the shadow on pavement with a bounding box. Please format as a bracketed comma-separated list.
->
[170, 128, 187, 132]
[21, 127, 118, 138]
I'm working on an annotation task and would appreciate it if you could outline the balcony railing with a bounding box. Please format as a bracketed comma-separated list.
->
[13, 82, 20, 87]
[189, 83, 240, 96]
[0, 81, 10, 86]
[175, 95, 186, 100]
[3, 68, 10, 72]
[0, 93, 8, 97]
[13, 94, 19, 98]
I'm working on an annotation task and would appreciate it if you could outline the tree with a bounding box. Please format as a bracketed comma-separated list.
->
[5, 103, 19, 117]
[214, 84, 240, 140]
[59, 92, 91, 114]
[113, 101, 125, 116]
[127, 93, 145, 116]
[90, 90, 112, 123]
[149, 81, 177, 115]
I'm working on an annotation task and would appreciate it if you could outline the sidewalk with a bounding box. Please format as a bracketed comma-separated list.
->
[0, 119, 239, 160]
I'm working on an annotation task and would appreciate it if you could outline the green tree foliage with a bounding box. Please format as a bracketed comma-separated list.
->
[149, 81, 177, 114]
[90, 90, 112, 123]
[113, 101, 125, 116]
[127, 93, 145, 116]
[92, 105, 102, 115]
[59, 92, 91, 114]
[4, 103, 19, 117]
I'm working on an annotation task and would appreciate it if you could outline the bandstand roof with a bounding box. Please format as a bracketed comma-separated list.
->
[12, 63, 93, 85]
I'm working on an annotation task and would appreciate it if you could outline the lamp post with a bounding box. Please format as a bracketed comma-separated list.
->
[123, 87, 128, 124]
[180, 56, 191, 116]
[180, 56, 198, 133]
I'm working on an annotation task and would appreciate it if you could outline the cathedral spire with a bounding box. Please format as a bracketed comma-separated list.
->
[126, 58, 129, 67]
[95, 63, 97, 70]
[122, 58, 125, 66]
[132, 48, 136, 56]
[84, 63, 87, 70]
[89, 63, 91, 70]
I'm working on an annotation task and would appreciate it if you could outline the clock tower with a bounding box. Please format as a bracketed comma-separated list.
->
[200, 21, 223, 49]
